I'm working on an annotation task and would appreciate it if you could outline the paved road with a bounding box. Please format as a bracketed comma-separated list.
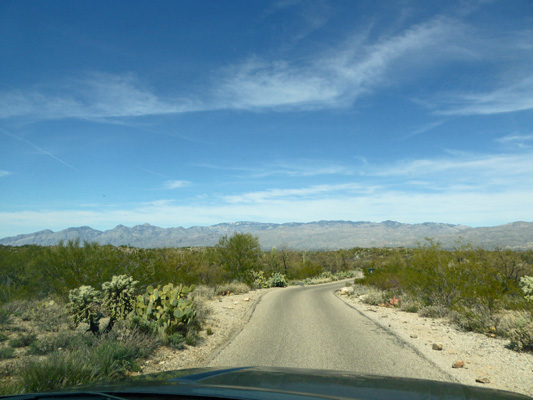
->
[208, 280, 451, 381]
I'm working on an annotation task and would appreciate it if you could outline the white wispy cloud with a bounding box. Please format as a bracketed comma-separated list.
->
[0, 73, 202, 120]
[164, 180, 191, 189]
[252, 162, 353, 177]
[495, 133, 533, 148]
[194, 160, 353, 178]
[363, 150, 533, 191]
[213, 17, 462, 111]
[435, 76, 533, 116]
[0, 170, 12, 177]
[0, 16, 468, 120]
[223, 183, 367, 203]
[404, 120, 446, 139]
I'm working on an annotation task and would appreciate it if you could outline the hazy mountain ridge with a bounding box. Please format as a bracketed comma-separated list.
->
[2, 220, 533, 250]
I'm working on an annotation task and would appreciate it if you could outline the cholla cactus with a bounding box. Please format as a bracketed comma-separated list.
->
[102, 275, 138, 321]
[67, 285, 101, 326]
[519, 276, 533, 303]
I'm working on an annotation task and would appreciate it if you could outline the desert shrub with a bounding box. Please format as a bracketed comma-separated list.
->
[360, 290, 387, 306]
[1, 300, 34, 318]
[15, 350, 98, 393]
[0, 347, 15, 360]
[418, 305, 449, 318]
[216, 233, 261, 285]
[336, 270, 359, 279]
[192, 285, 216, 300]
[507, 315, 533, 351]
[128, 315, 157, 334]
[12, 324, 159, 394]
[164, 333, 185, 349]
[318, 271, 337, 282]
[217, 282, 250, 295]
[8, 334, 37, 348]
[520, 276, 533, 303]
[251, 270, 269, 289]
[399, 294, 423, 313]
[67, 285, 101, 330]
[103, 322, 159, 362]
[32, 300, 69, 333]
[449, 303, 498, 333]
[101, 275, 138, 321]
[27, 331, 95, 356]
[0, 308, 10, 326]
[90, 339, 141, 375]
[350, 284, 376, 296]
[0, 333, 7, 342]
[184, 333, 199, 346]
[268, 272, 287, 287]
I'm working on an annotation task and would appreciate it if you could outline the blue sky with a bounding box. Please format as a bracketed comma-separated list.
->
[1, 0, 532, 237]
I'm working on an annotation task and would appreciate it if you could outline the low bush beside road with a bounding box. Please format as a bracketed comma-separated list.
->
[354, 241, 533, 352]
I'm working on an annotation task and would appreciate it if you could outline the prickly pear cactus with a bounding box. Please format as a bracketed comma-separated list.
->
[134, 283, 195, 336]
[268, 272, 287, 287]
[102, 275, 138, 321]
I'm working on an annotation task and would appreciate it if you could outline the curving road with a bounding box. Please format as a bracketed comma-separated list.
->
[208, 280, 452, 381]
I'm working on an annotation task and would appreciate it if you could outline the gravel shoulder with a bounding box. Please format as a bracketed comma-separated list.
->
[335, 291, 533, 397]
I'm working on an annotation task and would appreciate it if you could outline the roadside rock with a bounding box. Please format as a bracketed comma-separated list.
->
[452, 360, 465, 369]
[432, 343, 443, 351]
[339, 287, 355, 295]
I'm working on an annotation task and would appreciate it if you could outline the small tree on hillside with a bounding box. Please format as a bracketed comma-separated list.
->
[216, 233, 261, 285]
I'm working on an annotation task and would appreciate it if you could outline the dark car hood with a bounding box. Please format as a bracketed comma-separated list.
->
[3, 367, 530, 400]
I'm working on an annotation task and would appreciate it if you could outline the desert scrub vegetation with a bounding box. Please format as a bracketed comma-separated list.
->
[357, 241, 533, 351]
[0, 275, 201, 395]
[0, 238, 367, 304]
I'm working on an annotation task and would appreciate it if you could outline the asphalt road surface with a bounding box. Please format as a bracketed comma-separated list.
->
[208, 280, 452, 381]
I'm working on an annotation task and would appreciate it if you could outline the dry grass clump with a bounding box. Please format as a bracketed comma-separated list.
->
[192, 285, 216, 300]
[495, 311, 533, 351]
[419, 305, 450, 319]
[398, 295, 423, 313]
[360, 290, 388, 306]
[217, 282, 250, 295]
[1, 321, 160, 395]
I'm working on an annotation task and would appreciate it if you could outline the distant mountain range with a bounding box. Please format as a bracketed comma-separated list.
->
[1, 220, 533, 250]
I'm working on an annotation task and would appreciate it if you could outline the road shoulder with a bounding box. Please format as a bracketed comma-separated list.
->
[335, 290, 533, 397]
